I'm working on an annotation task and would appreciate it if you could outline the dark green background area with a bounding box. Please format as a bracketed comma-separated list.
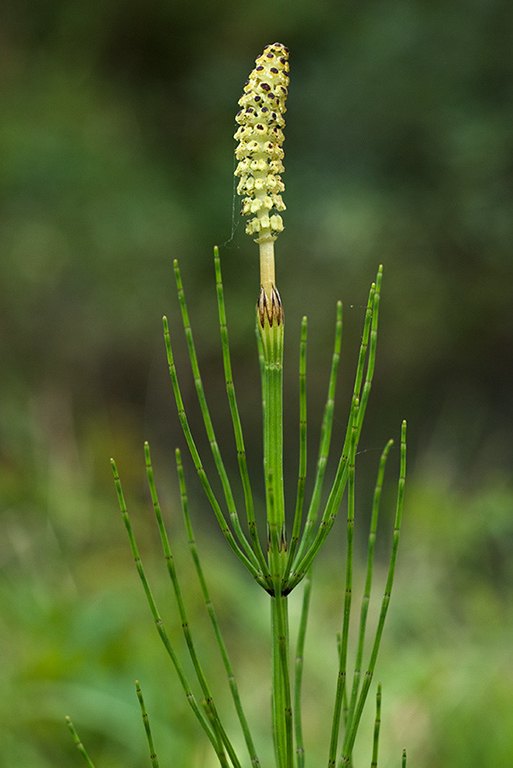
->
[1, 1, 512, 766]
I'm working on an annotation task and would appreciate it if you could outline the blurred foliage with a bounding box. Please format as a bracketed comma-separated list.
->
[1, 0, 513, 766]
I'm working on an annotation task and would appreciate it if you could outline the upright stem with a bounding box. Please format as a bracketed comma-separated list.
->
[257, 239, 291, 766]
[294, 568, 312, 768]
[271, 593, 293, 768]
[258, 241, 286, 560]
[260, 239, 276, 297]
[264, 318, 285, 549]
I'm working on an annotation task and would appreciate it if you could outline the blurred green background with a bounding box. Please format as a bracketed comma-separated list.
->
[1, 0, 513, 766]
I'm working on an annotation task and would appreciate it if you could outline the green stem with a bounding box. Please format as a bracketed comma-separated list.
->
[290, 301, 343, 578]
[346, 440, 393, 729]
[163, 315, 266, 587]
[65, 717, 96, 768]
[263, 322, 285, 554]
[257, 283, 291, 764]
[144, 443, 242, 768]
[340, 421, 406, 764]
[285, 315, 308, 579]
[135, 680, 160, 768]
[110, 459, 224, 757]
[289, 273, 380, 589]
[214, 247, 271, 587]
[271, 593, 293, 768]
[176, 447, 261, 768]
[294, 568, 313, 768]
[371, 683, 382, 768]
[328, 396, 358, 767]
[173, 260, 260, 571]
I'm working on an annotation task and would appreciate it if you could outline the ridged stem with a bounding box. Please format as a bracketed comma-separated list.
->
[271, 593, 293, 768]
[258, 285, 286, 571]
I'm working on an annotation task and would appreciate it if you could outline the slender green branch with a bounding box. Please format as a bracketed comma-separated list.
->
[289, 274, 380, 589]
[135, 680, 160, 768]
[290, 301, 343, 578]
[202, 699, 231, 768]
[214, 247, 271, 586]
[110, 458, 224, 756]
[65, 717, 96, 768]
[288, 395, 352, 591]
[162, 315, 266, 587]
[340, 421, 407, 763]
[346, 439, 393, 728]
[144, 442, 242, 768]
[371, 683, 382, 768]
[327, 396, 359, 767]
[173, 259, 261, 571]
[176, 447, 261, 768]
[285, 316, 308, 577]
[354, 267, 382, 441]
[294, 568, 313, 768]
[353, 282, 376, 401]
[145, 442, 208, 691]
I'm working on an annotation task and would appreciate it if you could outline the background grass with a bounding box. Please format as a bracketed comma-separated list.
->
[1, 0, 513, 766]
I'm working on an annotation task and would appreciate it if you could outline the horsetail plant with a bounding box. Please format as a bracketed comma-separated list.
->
[68, 43, 407, 768]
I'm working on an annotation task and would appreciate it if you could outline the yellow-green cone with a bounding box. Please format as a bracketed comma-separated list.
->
[234, 43, 289, 246]
[234, 42, 289, 315]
